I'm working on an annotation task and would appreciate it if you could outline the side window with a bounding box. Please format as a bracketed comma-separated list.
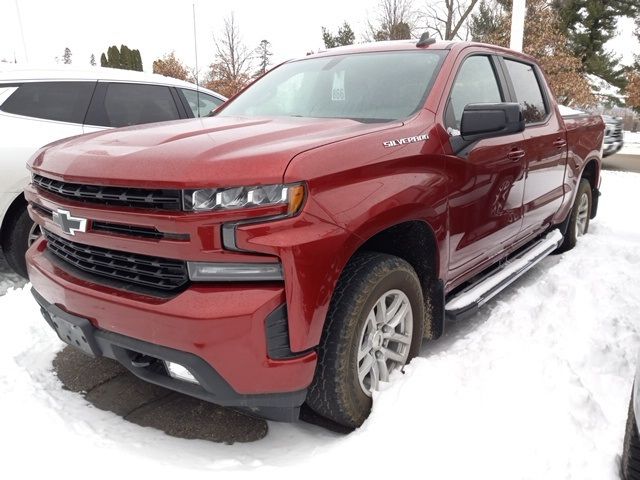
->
[0, 81, 95, 123]
[446, 56, 502, 131]
[102, 83, 180, 127]
[504, 59, 547, 124]
[181, 89, 223, 117]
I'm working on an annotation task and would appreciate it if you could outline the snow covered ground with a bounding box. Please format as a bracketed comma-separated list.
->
[1, 170, 640, 479]
[621, 131, 640, 156]
[0, 255, 25, 296]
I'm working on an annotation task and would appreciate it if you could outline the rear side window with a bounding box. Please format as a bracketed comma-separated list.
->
[0, 81, 95, 123]
[504, 59, 548, 124]
[446, 56, 503, 130]
[181, 89, 223, 117]
[102, 83, 180, 127]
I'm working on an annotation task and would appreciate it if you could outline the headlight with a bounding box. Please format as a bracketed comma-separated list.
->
[605, 124, 614, 137]
[183, 183, 305, 215]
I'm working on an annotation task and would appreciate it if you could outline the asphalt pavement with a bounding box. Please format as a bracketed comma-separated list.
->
[53, 347, 269, 443]
[603, 153, 640, 173]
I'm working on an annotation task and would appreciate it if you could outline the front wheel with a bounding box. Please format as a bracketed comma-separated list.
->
[306, 252, 424, 429]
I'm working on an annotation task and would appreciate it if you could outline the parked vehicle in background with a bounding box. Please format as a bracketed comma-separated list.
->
[622, 359, 640, 479]
[602, 115, 624, 157]
[26, 39, 604, 429]
[0, 65, 225, 278]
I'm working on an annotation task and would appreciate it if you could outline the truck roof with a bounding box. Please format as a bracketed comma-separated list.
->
[305, 39, 538, 64]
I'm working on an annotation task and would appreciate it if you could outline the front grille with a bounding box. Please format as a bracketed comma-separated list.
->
[33, 175, 182, 211]
[32, 203, 188, 241]
[92, 221, 168, 240]
[44, 230, 189, 292]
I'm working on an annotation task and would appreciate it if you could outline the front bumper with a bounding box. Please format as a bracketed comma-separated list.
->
[27, 239, 317, 421]
[603, 141, 623, 157]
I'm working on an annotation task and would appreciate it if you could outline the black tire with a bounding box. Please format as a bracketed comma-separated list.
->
[622, 395, 640, 479]
[1, 206, 36, 279]
[306, 252, 424, 429]
[557, 178, 592, 253]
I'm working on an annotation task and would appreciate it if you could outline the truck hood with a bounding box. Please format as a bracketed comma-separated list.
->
[30, 116, 400, 188]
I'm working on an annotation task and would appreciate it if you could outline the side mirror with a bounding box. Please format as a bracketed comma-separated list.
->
[460, 102, 525, 142]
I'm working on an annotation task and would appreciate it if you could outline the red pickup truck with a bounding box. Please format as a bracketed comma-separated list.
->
[25, 38, 604, 429]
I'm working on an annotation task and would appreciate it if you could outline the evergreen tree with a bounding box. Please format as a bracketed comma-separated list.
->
[120, 45, 132, 70]
[469, 0, 503, 42]
[253, 40, 273, 78]
[132, 49, 143, 71]
[90, 54, 96, 66]
[62, 47, 72, 64]
[100, 45, 143, 71]
[322, 22, 356, 49]
[553, 0, 640, 87]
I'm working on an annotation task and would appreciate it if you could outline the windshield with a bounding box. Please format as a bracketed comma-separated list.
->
[217, 50, 446, 123]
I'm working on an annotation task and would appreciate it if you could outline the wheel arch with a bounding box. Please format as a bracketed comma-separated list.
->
[580, 157, 600, 219]
[332, 217, 445, 341]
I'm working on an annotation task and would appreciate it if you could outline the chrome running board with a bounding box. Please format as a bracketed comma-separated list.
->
[445, 229, 563, 319]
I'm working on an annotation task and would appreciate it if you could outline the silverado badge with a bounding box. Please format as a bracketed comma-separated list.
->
[383, 133, 429, 148]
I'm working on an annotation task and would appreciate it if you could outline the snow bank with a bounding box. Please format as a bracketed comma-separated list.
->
[1, 171, 640, 479]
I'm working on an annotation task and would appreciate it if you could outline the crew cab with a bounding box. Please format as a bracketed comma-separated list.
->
[25, 39, 604, 429]
[0, 65, 225, 278]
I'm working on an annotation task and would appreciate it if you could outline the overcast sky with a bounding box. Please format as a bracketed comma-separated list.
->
[1, 0, 638, 75]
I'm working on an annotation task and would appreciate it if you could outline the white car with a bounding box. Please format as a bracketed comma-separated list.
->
[0, 65, 226, 277]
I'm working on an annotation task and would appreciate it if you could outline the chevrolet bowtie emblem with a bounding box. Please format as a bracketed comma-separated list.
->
[52, 209, 87, 236]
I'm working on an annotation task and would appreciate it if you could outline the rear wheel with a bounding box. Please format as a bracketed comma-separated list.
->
[557, 178, 591, 253]
[306, 252, 424, 429]
[1, 206, 39, 279]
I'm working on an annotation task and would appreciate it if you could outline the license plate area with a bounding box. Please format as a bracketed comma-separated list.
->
[42, 307, 101, 357]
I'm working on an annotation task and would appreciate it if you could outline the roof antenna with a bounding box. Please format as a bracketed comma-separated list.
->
[416, 32, 436, 48]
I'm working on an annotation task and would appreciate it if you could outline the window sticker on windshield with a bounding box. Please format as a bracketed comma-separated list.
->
[331, 71, 345, 101]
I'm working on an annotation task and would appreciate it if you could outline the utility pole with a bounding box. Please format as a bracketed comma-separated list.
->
[14, 0, 29, 62]
[510, 0, 526, 52]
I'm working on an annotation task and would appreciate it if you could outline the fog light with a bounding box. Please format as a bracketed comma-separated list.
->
[164, 361, 198, 384]
[187, 262, 283, 281]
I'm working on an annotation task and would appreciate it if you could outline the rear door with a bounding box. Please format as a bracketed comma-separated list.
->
[445, 54, 527, 280]
[83, 82, 183, 132]
[500, 58, 567, 235]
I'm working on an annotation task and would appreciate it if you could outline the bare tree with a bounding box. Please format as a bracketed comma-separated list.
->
[204, 13, 253, 97]
[366, 0, 420, 41]
[423, 0, 481, 40]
